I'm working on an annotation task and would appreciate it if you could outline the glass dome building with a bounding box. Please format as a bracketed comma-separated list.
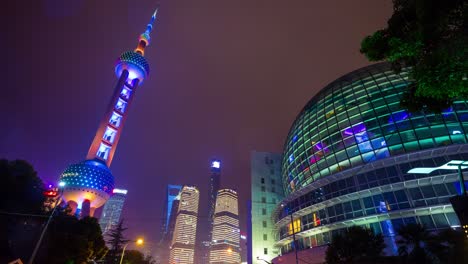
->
[274, 62, 468, 255]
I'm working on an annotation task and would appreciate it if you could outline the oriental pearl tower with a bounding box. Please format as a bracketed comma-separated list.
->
[59, 8, 159, 217]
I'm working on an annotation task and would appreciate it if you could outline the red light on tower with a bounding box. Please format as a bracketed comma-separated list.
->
[44, 190, 58, 197]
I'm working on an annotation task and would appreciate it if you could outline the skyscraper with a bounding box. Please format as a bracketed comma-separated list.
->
[209, 159, 221, 221]
[99, 188, 127, 234]
[170, 186, 200, 264]
[210, 189, 241, 264]
[159, 185, 182, 264]
[248, 152, 284, 264]
[162, 185, 183, 236]
[196, 159, 222, 264]
[58, 9, 159, 217]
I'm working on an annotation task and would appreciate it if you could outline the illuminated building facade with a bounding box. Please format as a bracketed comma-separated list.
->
[58, 9, 159, 217]
[272, 63, 468, 260]
[196, 159, 222, 264]
[99, 188, 127, 234]
[209, 159, 222, 221]
[248, 152, 284, 264]
[170, 186, 200, 264]
[159, 185, 182, 264]
[210, 189, 241, 264]
[162, 185, 183, 235]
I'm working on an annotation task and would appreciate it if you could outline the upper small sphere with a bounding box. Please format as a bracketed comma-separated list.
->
[115, 51, 150, 82]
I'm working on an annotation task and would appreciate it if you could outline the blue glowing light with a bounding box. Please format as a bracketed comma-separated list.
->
[211, 161, 221, 169]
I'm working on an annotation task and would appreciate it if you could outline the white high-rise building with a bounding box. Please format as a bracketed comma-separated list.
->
[170, 186, 200, 264]
[248, 152, 284, 264]
[210, 189, 241, 264]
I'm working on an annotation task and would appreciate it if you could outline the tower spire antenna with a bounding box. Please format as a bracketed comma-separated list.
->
[135, 6, 159, 56]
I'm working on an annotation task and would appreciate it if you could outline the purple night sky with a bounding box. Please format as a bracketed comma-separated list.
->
[1, 0, 391, 248]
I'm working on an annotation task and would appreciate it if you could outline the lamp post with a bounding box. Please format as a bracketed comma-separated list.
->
[281, 203, 299, 264]
[408, 160, 468, 237]
[28, 181, 66, 264]
[119, 238, 144, 264]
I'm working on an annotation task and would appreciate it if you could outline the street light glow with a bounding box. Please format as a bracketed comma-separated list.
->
[136, 238, 144, 245]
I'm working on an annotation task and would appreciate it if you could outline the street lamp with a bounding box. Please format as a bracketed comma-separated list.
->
[408, 160, 468, 236]
[281, 203, 299, 264]
[119, 238, 144, 264]
[28, 181, 66, 264]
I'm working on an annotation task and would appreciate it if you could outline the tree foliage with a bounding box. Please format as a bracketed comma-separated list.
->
[397, 224, 468, 264]
[122, 250, 155, 264]
[38, 214, 107, 264]
[0, 159, 45, 213]
[325, 226, 385, 263]
[360, 0, 467, 112]
[106, 220, 130, 264]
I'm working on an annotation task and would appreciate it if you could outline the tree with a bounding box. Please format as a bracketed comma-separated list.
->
[106, 220, 130, 264]
[36, 213, 107, 264]
[0, 159, 45, 214]
[396, 223, 431, 263]
[122, 250, 155, 264]
[0, 159, 46, 262]
[325, 226, 385, 263]
[426, 228, 468, 264]
[360, 0, 467, 112]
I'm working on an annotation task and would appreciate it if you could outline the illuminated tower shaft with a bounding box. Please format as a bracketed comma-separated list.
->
[59, 9, 159, 217]
[87, 10, 158, 167]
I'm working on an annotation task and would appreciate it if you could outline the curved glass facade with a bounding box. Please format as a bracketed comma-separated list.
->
[275, 63, 468, 255]
[282, 63, 468, 195]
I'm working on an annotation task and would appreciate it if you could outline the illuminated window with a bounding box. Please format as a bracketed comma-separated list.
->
[288, 218, 301, 234]
[97, 143, 111, 160]
[120, 87, 132, 100]
[103, 126, 117, 144]
[115, 98, 127, 113]
[109, 112, 122, 127]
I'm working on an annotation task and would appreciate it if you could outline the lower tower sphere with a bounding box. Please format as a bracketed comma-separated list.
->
[59, 159, 115, 216]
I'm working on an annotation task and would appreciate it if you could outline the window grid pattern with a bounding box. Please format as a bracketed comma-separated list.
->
[278, 182, 459, 239]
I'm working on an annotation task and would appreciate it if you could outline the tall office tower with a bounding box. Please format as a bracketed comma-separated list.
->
[58, 9, 159, 217]
[99, 188, 127, 234]
[248, 151, 284, 264]
[159, 185, 182, 264]
[210, 189, 241, 264]
[196, 159, 221, 264]
[209, 159, 221, 220]
[161, 185, 183, 238]
[170, 186, 200, 264]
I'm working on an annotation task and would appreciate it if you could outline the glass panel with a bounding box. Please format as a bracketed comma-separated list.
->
[109, 112, 123, 127]
[432, 213, 449, 228]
